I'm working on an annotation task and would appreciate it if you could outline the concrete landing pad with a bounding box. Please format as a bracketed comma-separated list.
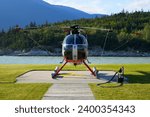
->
[16, 71, 119, 100]
[16, 71, 118, 84]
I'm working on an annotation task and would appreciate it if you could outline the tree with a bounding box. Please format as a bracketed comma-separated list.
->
[143, 24, 150, 42]
[29, 21, 37, 27]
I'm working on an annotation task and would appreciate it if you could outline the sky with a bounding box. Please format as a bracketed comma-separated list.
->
[43, 0, 150, 14]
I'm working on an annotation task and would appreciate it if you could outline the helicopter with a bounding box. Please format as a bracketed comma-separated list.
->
[12, 24, 127, 85]
[51, 25, 111, 78]
[13, 24, 111, 79]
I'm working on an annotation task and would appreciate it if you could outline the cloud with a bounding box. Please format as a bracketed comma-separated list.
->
[43, 0, 105, 14]
[43, 0, 150, 14]
[125, 0, 150, 11]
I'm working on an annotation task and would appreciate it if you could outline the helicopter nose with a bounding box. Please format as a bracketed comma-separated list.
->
[63, 44, 87, 61]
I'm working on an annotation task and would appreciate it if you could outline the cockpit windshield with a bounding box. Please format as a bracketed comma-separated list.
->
[63, 34, 87, 45]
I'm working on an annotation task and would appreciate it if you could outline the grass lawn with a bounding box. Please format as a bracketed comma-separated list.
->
[89, 64, 150, 100]
[90, 84, 150, 100]
[0, 83, 51, 100]
[0, 64, 150, 100]
[0, 64, 54, 100]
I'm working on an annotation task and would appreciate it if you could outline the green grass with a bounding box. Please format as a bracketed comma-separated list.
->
[0, 64, 150, 100]
[89, 64, 150, 100]
[90, 83, 150, 100]
[92, 64, 150, 83]
[0, 83, 51, 100]
[0, 64, 55, 83]
[0, 64, 54, 100]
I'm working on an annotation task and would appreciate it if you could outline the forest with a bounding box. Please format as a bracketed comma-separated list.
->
[0, 11, 150, 54]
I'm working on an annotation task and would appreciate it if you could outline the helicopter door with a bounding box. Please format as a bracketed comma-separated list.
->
[73, 45, 78, 60]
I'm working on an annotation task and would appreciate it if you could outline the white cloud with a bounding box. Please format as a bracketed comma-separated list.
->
[43, 0, 106, 14]
[43, 0, 150, 14]
[125, 0, 150, 11]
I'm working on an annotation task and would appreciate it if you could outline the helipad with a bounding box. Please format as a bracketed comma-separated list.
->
[16, 71, 118, 83]
[16, 71, 119, 100]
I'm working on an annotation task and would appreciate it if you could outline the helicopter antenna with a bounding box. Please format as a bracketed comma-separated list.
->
[112, 41, 129, 51]
[14, 26, 51, 55]
[98, 30, 110, 64]
[23, 29, 51, 55]
[101, 31, 109, 57]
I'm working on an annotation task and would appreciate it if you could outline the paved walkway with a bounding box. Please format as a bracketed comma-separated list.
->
[17, 71, 118, 100]
[42, 83, 95, 100]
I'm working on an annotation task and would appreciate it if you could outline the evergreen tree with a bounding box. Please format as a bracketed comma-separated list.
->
[143, 24, 150, 42]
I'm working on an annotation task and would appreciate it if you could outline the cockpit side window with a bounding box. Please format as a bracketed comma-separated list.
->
[76, 35, 86, 44]
[64, 35, 74, 44]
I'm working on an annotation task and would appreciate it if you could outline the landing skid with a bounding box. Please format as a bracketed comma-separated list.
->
[51, 60, 98, 79]
[51, 61, 68, 78]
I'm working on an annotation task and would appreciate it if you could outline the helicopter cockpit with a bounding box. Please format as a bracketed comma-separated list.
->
[62, 34, 88, 61]
[64, 34, 87, 44]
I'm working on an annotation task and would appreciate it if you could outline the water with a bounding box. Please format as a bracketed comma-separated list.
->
[0, 56, 150, 64]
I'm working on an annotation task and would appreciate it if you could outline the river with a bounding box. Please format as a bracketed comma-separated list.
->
[0, 56, 150, 64]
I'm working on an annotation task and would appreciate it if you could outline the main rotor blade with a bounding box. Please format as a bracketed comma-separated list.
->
[81, 27, 112, 31]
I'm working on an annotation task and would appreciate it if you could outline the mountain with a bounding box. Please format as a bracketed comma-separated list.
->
[0, 0, 104, 29]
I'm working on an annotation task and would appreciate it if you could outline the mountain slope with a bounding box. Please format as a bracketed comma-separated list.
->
[0, 0, 103, 29]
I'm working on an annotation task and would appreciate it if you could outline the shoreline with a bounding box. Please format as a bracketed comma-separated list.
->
[0, 49, 150, 57]
[1, 55, 150, 57]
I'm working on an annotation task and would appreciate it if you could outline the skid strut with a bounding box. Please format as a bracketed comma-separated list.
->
[51, 61, 68, 78]
[83, 60, 96, 76]
[52, 60, 98, 78]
